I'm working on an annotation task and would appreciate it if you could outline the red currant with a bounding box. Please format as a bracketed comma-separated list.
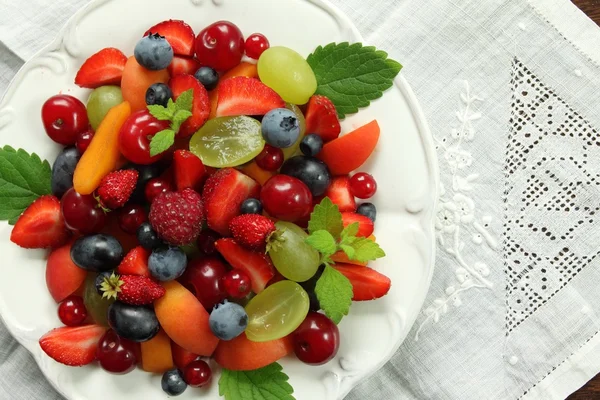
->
[197, 230, 220, 255]
[118, 110, 171, 165]
[292, 312, 339, 365]
[260, 175, 313, 222]
[145, 177, 173, 203]
[255, 144, 284, 171]
[179, 257, 228, 310]
[222, 270, 251, 298]
[76, 128, 94, 154]
[58, 296, 88, 327]
[349, 172, 377, 199]
[245, 33, 270, 59]
[61, 188, 106, 233]
[182, 359, 212, 387]
[41, 95, 89, 145]
[195, 21, 244, 71]
[96, 329, 138, 374]
[118, 204, 148, 234]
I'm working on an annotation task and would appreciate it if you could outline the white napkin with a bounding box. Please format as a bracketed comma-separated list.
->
[2, 0, 600, 399]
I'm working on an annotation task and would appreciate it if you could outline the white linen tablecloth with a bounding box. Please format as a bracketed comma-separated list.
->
[2, 0, 600, 399]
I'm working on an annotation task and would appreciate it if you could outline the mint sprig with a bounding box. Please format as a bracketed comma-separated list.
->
[307, 42, 402, 119]
[315, 265, 353, 324]
[147, 89, 194, 156]
[219, 363, 295, 400]
[0, 146, 52, 224]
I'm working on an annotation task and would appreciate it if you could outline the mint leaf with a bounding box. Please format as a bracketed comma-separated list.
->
[306, 230, 337, 258]
[307, 197, 343, 238]
[171, 110, 193, 133]
[348, 237, 386, 262]
[340, 222, 359, 245]
[315, 265, 353, 324]
[0, 146, 52, 224]
[307, 42, 402, 119]
[219, 363, 295, 400]
[340, 244, 355, 259]
[174, 89, 194, 112]
[149, 129, 175, 157]
[147, 104, 174, 121]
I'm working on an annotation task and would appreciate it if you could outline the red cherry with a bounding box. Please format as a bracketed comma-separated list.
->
[245, 33, 270, 59]
[118, 204, 148, 234]
[222, 270, 251, 298]
[179, 257, 228, 310]
[61, 188, 106, 234]
[197, 230, 220, 255]
[144, 177, 173, 203]
[58, 296, 88, 327]
[292, 312, 340, 365]
[118, 110, 171, 165]
[96, 329, 139, 374]
[76, 128, 94, 154]
[349, 173, 377, 199]
[255, 144, 283, 171]
[182, 359, 212, 387]
[42, 95, 89, 145]
[260, 175, 313, 222]
[195, 21, 244, 71]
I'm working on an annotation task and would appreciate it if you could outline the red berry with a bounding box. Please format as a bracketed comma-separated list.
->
[97, 170, 139, 210]
[149, 189, 204, 245]
[118, 204, 148, 234]
[229, 214, 276, 250]
[222, 270, 251, 298]
[245, 33, 270, 59]
[292, 312, 339, 365]
[183, 359, 212, 387]
[197, 230, 220, 255]
[41, 95, 89, 145]
[195, 21, 244, 71]
[96, 329, 138, 374]
[58, 296, 88, 327]
[76, 128, 94, 154]
[118, 110, 171, 165]
[145, 177, 173, 203]
[260, 175, 313, 222]
[179, 257, 228, 310]
[61, 188, 106, 234]
[349, 172, 377, 199]
[255, 144, 283, 171]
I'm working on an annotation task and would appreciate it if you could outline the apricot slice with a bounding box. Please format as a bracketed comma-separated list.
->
[141, 329, 173, 373]
[46, 242, 87, 302]
[121, 56, 170, 112]
[213, 332, 293, 371]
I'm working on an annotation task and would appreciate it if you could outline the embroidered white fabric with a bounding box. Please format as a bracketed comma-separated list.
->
[1, 0, 600, 399]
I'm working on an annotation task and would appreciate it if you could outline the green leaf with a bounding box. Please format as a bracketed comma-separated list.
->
[171, 110, 193, 133]
[219, 363, 295, 400]
[340, 222, 359, 245]
[307, 197, 343, 238]
[174, 88, 194, 112]
[147, 104, 174, 121]
[305, 230, 337, 258]
[149, 129, 176, 157]
[315, 265, 353, 324]
[0, 146, 52, 224]
[348, 237, 386, 262]
[340, 244, 355, 259]
[307, 42, 402, 119]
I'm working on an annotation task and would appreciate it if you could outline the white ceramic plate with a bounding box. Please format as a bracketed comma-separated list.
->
[0, 0, 438, 399]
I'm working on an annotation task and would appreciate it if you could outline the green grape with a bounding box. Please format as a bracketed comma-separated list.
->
[83, 274, 114, 326]
[245, 280, 309, 342]
[268, 221, 321, 282]
[86, 86, 123, 130]
[282, 103, 307, 159]
[257, 46, 317, 105]
[189, 116, 265, 168]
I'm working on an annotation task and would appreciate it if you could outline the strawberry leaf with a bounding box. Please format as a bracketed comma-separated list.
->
[149, 129, 175, 157]
[219, 363, 295, 400]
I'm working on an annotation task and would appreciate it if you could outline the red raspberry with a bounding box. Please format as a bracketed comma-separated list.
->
[149, 188, 204, 245]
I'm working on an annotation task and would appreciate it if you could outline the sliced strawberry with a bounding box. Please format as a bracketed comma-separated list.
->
[202, 168, 260, 236]
[170, 74, 210, 137]
[304, 95, 341, 142]
[39, 325, 107, 366]
[215, 238, 276, 293]
[216, 77, 285, 117]
[145, 20, 195, 57]
[10, 196, 69, 249]
[341, 212, 374, 237]
[324, 176, 356, 212]
[74, 48, 127, 89]
[46, 241, 88, 302]
[117, 246, 151, 277]
[332, 264, 391, 301]
[173, 150, 206, 191]
[168, 56, 202, 77]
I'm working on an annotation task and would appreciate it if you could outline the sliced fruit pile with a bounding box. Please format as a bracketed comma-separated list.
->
[5, 18, 401, 400]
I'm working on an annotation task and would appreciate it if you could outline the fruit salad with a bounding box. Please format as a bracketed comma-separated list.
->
[2, 19, 402, 399]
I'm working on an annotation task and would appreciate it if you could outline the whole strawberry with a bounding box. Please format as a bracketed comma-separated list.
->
[149, 188, 204, 245]
[97, 169, 139, 209]
[229, 214, 276, 250]
[100, 273, 165, 305]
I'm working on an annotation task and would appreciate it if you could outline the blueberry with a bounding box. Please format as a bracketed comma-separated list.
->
[51, 146, 81, 198]
[146, 83, 172, 107]
[128, 163, 164, 203]
[240, 198, 263, 215]
[280, 156, 331, 197]
[161, 369, 187, 396]
[261, 108, 300, 148]
[71, 234, 124, 272]
[134, 33, 173, 71]
[300, 134, 324, 157]
[137, 222, 162, 250]
[357, 203, 377, 222]
[95, 271, 113, 295]
[194, 66, 219, 91]
[148, 247, 187, 281]
[209, 300, 248, 340]
[107, 301, 160, 342]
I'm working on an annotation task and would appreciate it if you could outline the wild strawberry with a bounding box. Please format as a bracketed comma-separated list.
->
[149, 188, 204, 245]
[96, 170, 139, 209]
[229, 214, 276, 250]
[100, 273, 166, 305]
